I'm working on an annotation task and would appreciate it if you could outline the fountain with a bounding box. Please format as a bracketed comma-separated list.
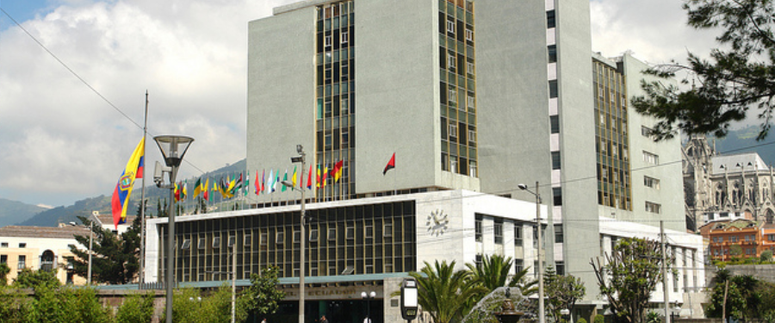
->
[462, 287, 531, 323]
[494, 288, 525, 323]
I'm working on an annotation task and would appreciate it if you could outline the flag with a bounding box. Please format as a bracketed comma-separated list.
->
[261, 169, 266, 194]
[245, 171, 250, 196]
[260, 171, 263, 195]
[267, 169, 275, 193]
[219, 176, 234, 199]
[291, 166, 298, 188]
[174, 182, 181, 202]
[182, 180, 188, 201]
[316, 165, 321, 188]
[232, 172, 243, 194]
[383, 152, 396, 175]
[275, 169, 280, 192]
[332, 160, 344, 182]
[282, 169, 289, 192]
[307, 164, 313, 190]
[323, 165, 328, 187]
[111, 137, 145, 229]
[193, 178, 202, 198]
[204, 178, 210, 201]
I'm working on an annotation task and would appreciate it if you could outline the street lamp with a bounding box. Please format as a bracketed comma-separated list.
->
[153, 135, 194, 323]
[361, 291, 376, 323]
[518, 181, 545, 323]
[281, 144, 306, 323]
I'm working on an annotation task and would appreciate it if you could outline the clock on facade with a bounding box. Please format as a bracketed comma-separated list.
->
[426, 209, 449, 236]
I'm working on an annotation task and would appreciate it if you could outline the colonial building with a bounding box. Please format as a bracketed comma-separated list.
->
[705, 219, 775, 262]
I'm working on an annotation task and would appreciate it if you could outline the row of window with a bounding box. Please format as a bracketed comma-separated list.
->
[0, 242, 25, 248]
[473, 215, 564, 246]
[0, 255, 25, 269]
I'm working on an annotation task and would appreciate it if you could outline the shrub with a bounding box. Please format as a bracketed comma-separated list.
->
[594, 314, 604, 323]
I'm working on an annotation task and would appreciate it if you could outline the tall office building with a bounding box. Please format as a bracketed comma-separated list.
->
[247, 0, 688, 304]
[248, 0, 480, 205]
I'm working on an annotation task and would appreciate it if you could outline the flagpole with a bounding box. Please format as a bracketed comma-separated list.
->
[139, 90, 148, 286]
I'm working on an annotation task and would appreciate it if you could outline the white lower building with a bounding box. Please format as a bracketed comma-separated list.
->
[144, 190, 704, 322]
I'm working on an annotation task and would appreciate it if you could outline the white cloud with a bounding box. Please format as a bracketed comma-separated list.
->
[0, 0, 295, 206]
[0, 0, 730, 206]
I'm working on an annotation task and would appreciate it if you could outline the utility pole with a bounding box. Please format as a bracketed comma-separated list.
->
[661, 221, 670, 323]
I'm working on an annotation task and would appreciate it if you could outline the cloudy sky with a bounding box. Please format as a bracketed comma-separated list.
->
[0, 0, 719, 208]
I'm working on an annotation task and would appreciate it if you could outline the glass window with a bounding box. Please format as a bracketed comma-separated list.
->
[645, 201, 661, 214]
[644, 176, 660, 189]
[494, 218, 503, 244]
[514, 223, 523, 246]
[475, 214, 483, 242]
[447, 19, 455, 33]
[550, 115, 559, 133]
[548, 45, 557, 63]
[554, 225, 563, 243]
[546, 10, 556, 28]
[18, 255, 25, 270]
[465, 28, 473, 41]
[549, 80, 558, 98]
[551, 151, 561, 170]
[553, 187, 562, 206]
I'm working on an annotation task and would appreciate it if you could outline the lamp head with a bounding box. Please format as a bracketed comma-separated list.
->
[518, 183, 528, 190]
[154, 135, 194, 167]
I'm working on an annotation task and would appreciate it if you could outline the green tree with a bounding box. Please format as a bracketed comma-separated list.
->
[0, 263, 10, 285]
[544, 266, 585, 323]
[464, 254, 536, 323]
[0, 285, 31, 322]
[632, 0, 775, 141]
[162, 285, 249, 323]
[466, 254, 537, 297]
[242, 266, 285, 318]
[760, 249, 773, 263]
[12, 268, 60, 290]
[24, 285, 112, 323]
[68, 214, 140, 284]
[116, 292, 155, 323]
[157, 198, 169, 218]
[590, 237, 671, 323]
[408, 260, 485, 323]
[704, 269, 775, 321]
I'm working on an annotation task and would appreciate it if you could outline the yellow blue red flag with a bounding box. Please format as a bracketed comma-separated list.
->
[111, 138, 145, 229]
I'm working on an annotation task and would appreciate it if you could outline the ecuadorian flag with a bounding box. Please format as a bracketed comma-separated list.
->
[111, 138, 145, 229]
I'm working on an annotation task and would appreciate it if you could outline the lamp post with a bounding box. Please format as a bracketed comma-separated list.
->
[281, 144, 306, 323]
[518, 181, 544, 323]
[361, 291, 376, 323]
[153, 135, 194, 323]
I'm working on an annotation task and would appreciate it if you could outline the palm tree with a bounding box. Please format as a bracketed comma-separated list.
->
[408, 260, 485, 323]
[466, 254, 538, 297]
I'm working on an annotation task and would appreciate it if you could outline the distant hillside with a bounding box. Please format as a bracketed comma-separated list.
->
[16, 159, 247, 227]
[0, 198, 46, 227]
[711, 125, 775, 166]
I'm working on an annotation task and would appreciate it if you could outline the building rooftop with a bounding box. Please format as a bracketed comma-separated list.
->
[711, 153, 769, 175]
[0, 225, 90, 240]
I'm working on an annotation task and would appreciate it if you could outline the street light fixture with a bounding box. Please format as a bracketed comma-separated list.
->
[518, 181, 545, 323]
[153, 135, 194, 323]
[361, 291, 377, 323]
[281, 144, 306, 323]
